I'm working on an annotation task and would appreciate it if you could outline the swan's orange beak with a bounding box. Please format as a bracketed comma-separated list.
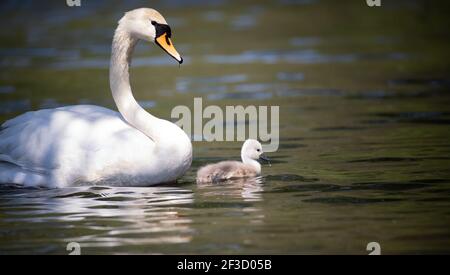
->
[155, 33, 183, 64]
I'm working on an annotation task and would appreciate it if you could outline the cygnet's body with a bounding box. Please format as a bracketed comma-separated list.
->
[196, 139, 269, 183]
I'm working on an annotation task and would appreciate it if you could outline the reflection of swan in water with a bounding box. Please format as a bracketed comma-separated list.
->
[239, 177, 264, 202]
[197, 176, 264, 202]
[0, 186, 194, 249]
[0, 8, 191, 188]
[196, 177, 265, 226]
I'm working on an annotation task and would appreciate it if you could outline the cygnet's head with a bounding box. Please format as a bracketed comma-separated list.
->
[118, 8, 182, 63]
[241, 139, 270, 164]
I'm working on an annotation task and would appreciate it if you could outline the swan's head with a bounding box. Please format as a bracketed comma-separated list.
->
[119, 8, 183, 64]
[241, 139, 270, 163]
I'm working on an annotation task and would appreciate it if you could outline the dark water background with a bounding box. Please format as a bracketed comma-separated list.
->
[0, 0, 450, 254]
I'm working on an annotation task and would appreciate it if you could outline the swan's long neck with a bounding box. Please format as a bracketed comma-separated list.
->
[242, 155, 261, 174]
[110, 26, 161, 142]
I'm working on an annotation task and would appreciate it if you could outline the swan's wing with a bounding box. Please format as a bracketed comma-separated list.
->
[0, 105, 125, 174]
[0, 108, 56, 173]
[0, 104, 161, 187]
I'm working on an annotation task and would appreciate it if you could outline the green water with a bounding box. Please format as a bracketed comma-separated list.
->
[1, 0, 450, 254]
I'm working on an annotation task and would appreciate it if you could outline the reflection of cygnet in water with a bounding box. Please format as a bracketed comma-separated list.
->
[196, 139, 270, 183]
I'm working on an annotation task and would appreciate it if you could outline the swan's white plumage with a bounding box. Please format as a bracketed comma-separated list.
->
[0, 105, 190, 187]
[0, 8, 192, 188]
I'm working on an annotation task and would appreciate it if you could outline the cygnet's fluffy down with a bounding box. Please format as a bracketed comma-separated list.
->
[196, 139, 269, 183]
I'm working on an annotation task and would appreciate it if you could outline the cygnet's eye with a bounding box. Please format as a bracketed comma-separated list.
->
[257, 149, 261, 152]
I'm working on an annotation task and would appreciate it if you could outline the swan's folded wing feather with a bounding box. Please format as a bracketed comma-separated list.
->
[0, 104, 158, 187]
[0, 109, 62, 172]
[0, 105, 124, 173]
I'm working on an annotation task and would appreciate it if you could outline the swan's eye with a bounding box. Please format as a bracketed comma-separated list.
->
[257, 149, 261, 152]
[151, 20, 157, 26]
[154, 23, 172, 39]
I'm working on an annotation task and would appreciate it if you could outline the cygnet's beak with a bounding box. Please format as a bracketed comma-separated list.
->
[258, 154, 271, 165]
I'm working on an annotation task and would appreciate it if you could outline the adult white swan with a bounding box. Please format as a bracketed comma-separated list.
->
[0, 8, 192, 188]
